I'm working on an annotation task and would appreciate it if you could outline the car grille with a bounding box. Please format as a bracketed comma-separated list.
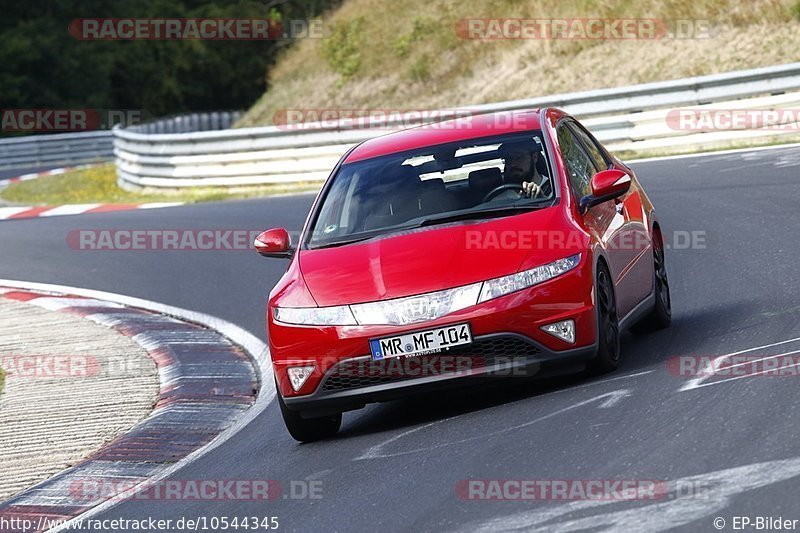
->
[320, 335, 540, 392]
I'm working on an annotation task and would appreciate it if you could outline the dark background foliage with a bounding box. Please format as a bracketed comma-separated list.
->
[0, 0, 338, 126]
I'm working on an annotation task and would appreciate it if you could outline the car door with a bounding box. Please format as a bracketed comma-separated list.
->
[571, 122, 653, 316]
[556, 121, 633, 317]
[565, 120, 652, 316]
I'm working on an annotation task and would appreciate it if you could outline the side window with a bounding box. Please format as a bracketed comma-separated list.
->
[557, 124, 595, 199]
[568, 123, 609, 171]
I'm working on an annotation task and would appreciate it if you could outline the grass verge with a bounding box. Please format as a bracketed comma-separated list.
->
[0, 164, 323, 206]
[239, 0, 800, 128]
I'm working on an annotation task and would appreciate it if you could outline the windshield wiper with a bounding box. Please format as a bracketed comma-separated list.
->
[310, 234, 381, 250]
[311, 222, 428, 249]
[417, 202, 552, 228]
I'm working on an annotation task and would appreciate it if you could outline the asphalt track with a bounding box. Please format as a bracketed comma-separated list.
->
[1, 145, 799, 532]
[0, 166, 61, 182]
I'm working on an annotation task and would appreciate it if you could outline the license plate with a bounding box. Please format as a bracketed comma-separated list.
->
[369, 323, 473, 361]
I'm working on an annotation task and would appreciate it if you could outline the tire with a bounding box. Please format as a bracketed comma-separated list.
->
[588, 262, 621, 374]
[631, 229, 672, 333]
[278, 391, 341, 443]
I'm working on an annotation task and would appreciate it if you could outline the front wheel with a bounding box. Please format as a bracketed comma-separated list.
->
[278, 391, 341, 443]
[588, 263, 621, 374]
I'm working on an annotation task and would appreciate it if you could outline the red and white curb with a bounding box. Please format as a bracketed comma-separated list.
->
[6, 166, 94, 184]
[0, 280, 272, 533]
[0, 203, 183, 220]
[1, 165, 183, 220]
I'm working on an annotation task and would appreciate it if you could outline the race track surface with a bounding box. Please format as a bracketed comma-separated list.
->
[1, 145, 798, 532]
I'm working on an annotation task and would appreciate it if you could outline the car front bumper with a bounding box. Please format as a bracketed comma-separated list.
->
[281, 331, 597, 417]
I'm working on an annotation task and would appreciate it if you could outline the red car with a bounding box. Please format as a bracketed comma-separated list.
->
[255, 108, 671, 442]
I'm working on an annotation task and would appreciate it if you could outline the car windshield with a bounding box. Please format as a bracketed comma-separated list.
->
[307, 131, 554, 248]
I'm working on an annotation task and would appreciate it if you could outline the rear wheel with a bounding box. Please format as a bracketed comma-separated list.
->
[588, 263, 621, 374]
[278, 391, 341, 443]
[632, 230, 672, 333]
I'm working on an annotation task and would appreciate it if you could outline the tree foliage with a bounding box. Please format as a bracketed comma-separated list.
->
[0, 0, 338, 120]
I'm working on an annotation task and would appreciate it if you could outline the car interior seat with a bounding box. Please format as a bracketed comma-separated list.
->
[360, 165, 424, 231]
[467, 167, 503, 205]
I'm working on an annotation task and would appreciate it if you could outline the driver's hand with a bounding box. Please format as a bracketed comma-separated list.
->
[521, 181, 543, 198]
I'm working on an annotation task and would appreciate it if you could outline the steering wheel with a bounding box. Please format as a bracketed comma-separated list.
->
[482, 183, 524, 203]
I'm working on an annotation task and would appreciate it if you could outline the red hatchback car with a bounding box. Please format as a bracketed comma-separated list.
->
[256, 108, 671, 442]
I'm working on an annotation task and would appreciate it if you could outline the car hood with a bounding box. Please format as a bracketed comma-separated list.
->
[298, 208, 571, 306]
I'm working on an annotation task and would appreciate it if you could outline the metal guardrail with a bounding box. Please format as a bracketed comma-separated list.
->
[0, 111, 242, 171]
[593, 91, 800, 153]
[113, 62, 800, 190]
[0, 131, 114, 170]
[127, 111, 243, 134]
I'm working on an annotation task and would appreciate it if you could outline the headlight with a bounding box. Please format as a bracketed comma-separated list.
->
[350, 283, 482, 326]
[274, 253, 580, 326]
[274, 305, 357, 326]
[478, 253, 581, 303]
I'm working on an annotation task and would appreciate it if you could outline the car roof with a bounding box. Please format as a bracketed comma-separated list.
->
[343, 109, 543, 163]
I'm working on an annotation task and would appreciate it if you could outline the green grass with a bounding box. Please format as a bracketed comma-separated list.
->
[0, 164, 323, 206]
[0, 369, 5, 397]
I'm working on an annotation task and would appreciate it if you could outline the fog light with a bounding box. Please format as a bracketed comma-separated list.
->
[287, 365, 315, 391]
[541, 320, 575, 344]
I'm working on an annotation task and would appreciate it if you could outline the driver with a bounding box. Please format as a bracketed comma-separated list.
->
[499, 141, 550, 198]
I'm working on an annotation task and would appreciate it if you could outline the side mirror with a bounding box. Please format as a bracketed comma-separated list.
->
[254, 228, 293, 258]
[579, 169, 631, 213]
